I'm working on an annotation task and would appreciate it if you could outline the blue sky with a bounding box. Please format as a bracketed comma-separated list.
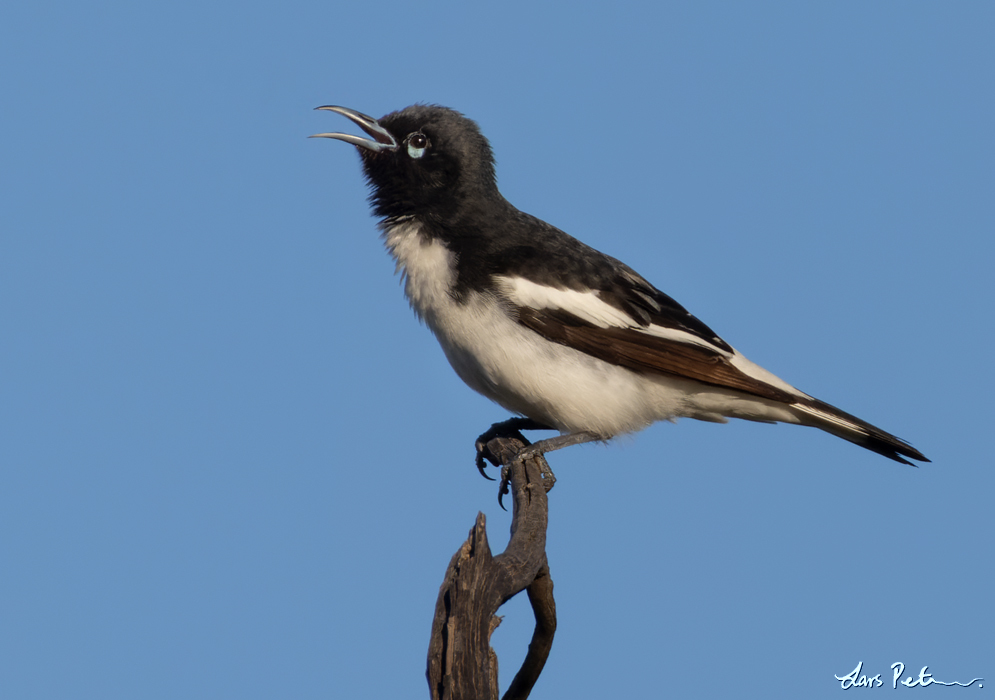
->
[1, 2, 992, 698]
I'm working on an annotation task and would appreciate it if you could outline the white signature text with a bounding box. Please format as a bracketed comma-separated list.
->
[835, 661, 983, 689]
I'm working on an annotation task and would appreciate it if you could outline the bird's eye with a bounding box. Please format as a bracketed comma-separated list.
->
[406, 132, 429, 159]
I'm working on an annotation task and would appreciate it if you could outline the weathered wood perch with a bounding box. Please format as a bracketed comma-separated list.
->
[426, 435, 557, 700]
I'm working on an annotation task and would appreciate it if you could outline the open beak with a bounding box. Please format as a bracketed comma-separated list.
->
[310, 106, 398, 152]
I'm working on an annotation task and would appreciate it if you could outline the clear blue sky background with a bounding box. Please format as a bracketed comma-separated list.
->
[2, 2, 992, 698]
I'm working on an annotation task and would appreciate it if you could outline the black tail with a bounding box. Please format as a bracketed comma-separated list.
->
[791, 398, 929, 466]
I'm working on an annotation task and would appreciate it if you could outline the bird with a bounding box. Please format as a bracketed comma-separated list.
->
[312, 104, 928, 468]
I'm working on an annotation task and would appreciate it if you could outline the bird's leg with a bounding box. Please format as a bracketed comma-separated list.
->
[478, 417, 552, 443]
[475, 418, 554, 479]
[512, 431, 604, 462]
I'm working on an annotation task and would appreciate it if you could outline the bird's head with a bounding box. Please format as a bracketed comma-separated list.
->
[312, 104, 499, 221]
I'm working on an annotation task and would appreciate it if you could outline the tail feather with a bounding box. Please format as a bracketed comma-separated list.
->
[791, 398, 929, 466]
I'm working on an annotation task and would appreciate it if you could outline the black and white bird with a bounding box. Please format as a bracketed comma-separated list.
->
[313, 104, 928, 467]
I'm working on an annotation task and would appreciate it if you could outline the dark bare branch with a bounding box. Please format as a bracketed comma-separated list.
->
[427, 435, 557, 700]
[503, 562, 556, 700]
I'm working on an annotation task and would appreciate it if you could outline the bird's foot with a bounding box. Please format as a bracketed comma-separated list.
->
[474, 418, 553, 479]
[476, 424, 606, 506]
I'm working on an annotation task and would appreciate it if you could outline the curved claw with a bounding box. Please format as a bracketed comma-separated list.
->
[497, 467, 511, 511]
[474, 417, 552, 481]
[475, 442, 497, 481]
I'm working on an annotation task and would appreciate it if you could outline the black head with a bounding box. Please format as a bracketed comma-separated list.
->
[312, 104, 500, 221]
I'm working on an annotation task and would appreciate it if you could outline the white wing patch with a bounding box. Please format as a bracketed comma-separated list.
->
[495, 275, 808, 399]
[640, 324, 730, 354]
[494, 276, 638, 328]
[496, 276, 734, 354]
